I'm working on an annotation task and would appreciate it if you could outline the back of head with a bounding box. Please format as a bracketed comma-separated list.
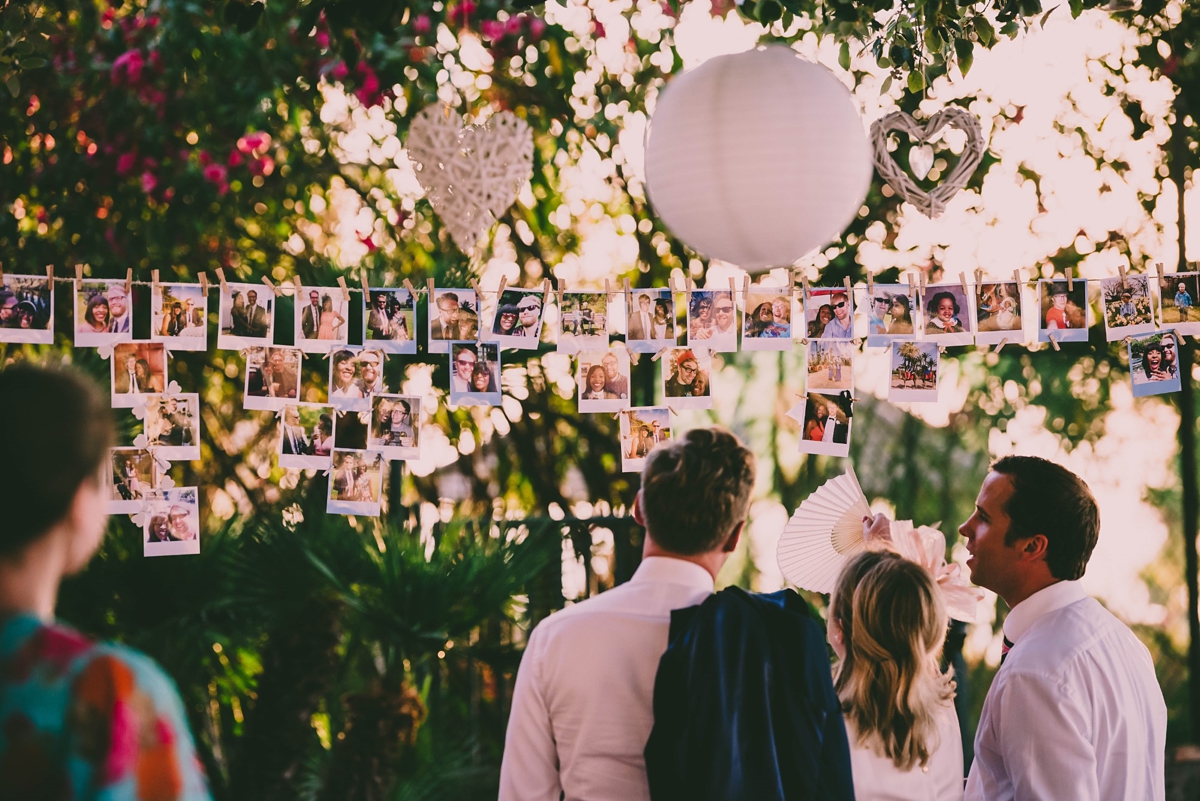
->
[990, 455, 1099, 580]
[640, 427, 755, 555]
[0, 365, 113, 557]
[832, 550, 952, 771]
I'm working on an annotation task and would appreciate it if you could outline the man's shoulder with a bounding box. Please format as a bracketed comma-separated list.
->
[1007, 597, 1142, 676]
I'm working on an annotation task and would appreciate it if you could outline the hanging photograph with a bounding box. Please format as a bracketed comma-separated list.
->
[428, 287, 480, 354]
[1101, 275, 1155, 342]
[1129, 330, 1182, 398]
[278, 403, 335, 470]
[448, 342, 501, 407]
[805, 287, 854, 341]
[1038, 279, 1088, 344]
[295, 285, 350, 353]
[217, 282, 274, 350]
[806, 340, 854, 393]
[559, 291, 609, 353]
[105, 447, 162, 515]
[141, 394, 201, 461]
[888, 342, 940, 403]
[863, 284, 918, 347]
[922, 283, 975, 346]
[75, 279, 133, 348]
[327, 450, 384, 516]
[364, 287, 417, 353]
[0, 274, 53, 344]
[798, 391, 852, 458]
[686, 289, 738, 351]
[975, 280, 1023, 346]
[626, 288, 677, 353]
[244, 346, 302, 411]
[491, 288, 545, 349]
[619, 407, 672, 473]
[332, 409, 369, 451]
[110, 342, 168, 408]
[662, 347, 713, 411]
[577, 348, 632, 413]
[742, 286, 793, 351]
[328, 347, 387, 412]
[151, 283, 208, 351]
[1157, 272, 1200, 336]
[368, 394, 422, 460]
[143, 487, 201, 557]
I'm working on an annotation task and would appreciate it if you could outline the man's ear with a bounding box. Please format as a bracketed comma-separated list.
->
[722, 521, 745, 553]
[632, 491, 645, 527]
[1018, 533, 1049, 564]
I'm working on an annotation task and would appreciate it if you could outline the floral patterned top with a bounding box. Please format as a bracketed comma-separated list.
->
[0, 613, 212, 801]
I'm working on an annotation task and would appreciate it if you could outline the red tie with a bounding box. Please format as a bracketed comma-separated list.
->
[1001, 635, 1014, 665]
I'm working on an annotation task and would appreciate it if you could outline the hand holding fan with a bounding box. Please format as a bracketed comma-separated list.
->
[776, 468, 872, 594]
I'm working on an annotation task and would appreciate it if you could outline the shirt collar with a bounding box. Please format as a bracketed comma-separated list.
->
[629, 556, 715, 592]
[1003, 579, 1088, 643]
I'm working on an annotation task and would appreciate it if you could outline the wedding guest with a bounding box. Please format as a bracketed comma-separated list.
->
[0, 292, 16, 326]
[1044, 284, 1071, 330]
[281, 406, 310, 455]
[167, 505, 196, 542]
[472, 364, 496, 393]
[0, 365, 211, 799]
[516, 295, 543, 338]
[582, 364, 616, 400]
[332, 452, 357, 499]
[1175, 282, 1192, 322]
[450, 346, 476, 394]
[771, 296, 791, 324]
[244, 289, 270, 338]
[134, 358, 160, 394]
[316, 295, 344, 341]
[356, 351, 384, 395]
[698, 292, 737, 347]
[500, 428, 757, 801]
[663, 350, 702, 397]
[959, 456, 1166, 800]
[78, 294, 111, 334]
[367, 292, 391, 339]
[262, 349, 298, 399]
[116, 352, 141, 394]
[1141, 341, 1170, 381]
[888, 296, 914, 335]
[1117, 290, 1136, 320]
[808, 303, 833, 339]
[652, 301, 672, 340]
[301, 289, 323, 339]
[601, 352, 628, 398]
[313, 415, 334, 456]
[330, 350, 363, 399]
[1162, 331, 1179, 376]
[495, 304, 520, 336]
[830, 550, 962, 800]
[386, 401, 415, 446]
[804, 400, 828, 441]
[747, 302, 788, 338]
[389, 312, 411, 342]
[229, 290, 248, 336]
[147, 514, 172, 543]
[107, 284, 131, 334]
[926, 291, 964, 334]
[458, 305, 480, 340]
[821, 292, 854, 339]
[629, 293, 654, 341]
[162, 302, 187, 337]
[688, 295, 713, 340]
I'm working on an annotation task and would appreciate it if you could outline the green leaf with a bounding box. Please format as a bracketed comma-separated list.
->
[781, 10, 794, 28]
[237, 2, 265, 33]
[973, 16, 995, 47]
[954, 38, 974, 75]
[1039, 5, 1059, 26]
[838, 41, 851, 71]
[880, 74, 893, 94]
[907, 70, 925, 93]
[1069, 0, 1084, 16]
[19, 57, 47, 69]
[999, 20, 1020, 38]
[755, 0, 783, 24]
[5, 75, 18, 97]
[923, 26, 943, 53]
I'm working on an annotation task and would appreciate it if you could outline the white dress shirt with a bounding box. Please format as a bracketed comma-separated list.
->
[848, 705, 963, 801]
[499, 557, 714, 801]
[965, 580, 1166, 801]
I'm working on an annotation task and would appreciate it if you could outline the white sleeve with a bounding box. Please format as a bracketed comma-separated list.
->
[997, 671, 1099, 800]
[498, 630, 563, 801]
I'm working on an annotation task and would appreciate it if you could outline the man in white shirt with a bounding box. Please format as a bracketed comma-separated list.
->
[628, 293, 654, 341]
[107, 284, 131, 334]
[958, 455, 1167, 801]
[821, 291, 853, 339]
[450, 345, 476, 394]
[499, 427, 756, 801]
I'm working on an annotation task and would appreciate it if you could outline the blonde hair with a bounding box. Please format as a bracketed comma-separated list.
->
[831, 550, 954, 771]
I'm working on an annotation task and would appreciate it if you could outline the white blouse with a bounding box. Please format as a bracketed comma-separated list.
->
[846, 704, 964, 801]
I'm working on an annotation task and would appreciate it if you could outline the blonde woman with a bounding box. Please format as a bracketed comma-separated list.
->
[828, 550, 963, 800]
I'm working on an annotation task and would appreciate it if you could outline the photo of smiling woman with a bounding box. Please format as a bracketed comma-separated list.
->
[922, 285, 974, 346]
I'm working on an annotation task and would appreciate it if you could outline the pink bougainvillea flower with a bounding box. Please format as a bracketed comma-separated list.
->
[413, 14, 432, 34]
[528, 18, 546, 38]
[202, 164, 227, 185]
[360, 235, 377, 252]
[111, 49, 145, 85]
[505, 16, 524, 35]
[592, 20, 606, 38]
[227, 149, 244, 168]
[315, 29, 330, 48]
[480, 20, 505, 40]
[449, 0, 476, 26]
[248, 156, 275, 177]
[236, 131, 272, 155]
[141, 171, 158, 194]
[198, 150, 211, 166]
[116, 153, 137, 175]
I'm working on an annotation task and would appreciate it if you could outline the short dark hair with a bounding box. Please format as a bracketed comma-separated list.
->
[0, 365, 114, 557]
[640, 427, 755, 555]
[990, 455, 1099, 580]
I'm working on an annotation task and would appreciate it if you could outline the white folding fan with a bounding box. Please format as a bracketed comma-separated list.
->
[776, 467, 872, 594]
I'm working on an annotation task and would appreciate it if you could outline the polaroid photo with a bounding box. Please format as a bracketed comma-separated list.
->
[662, 347, 713, 410]
[975, 280, 1024, 346]
[448, 342, 501, 407]
[364, 287, 417, 354]
[151, 282, 208, 351]
[295, 286, 350, 353]
[278, 403, 335, 470]
[217, 282, 274, 350]
[368, 394, 422, 460]
[1038, 279, 1089, 344]
[1101, 275, 1156, 342]
[491, 288, 546, 350]
[74, 279, 133, 348]
[798, 391, 853, 457]
[244, 346, 303, 411]
[428, 288, 480, 354]
[559, 291, 610, 354]
[1157, 272, 1200, 336]
[686, 289, 738, 352]
[921, 283, 975, 346]
[143, 487, 200, 557]
[1129, 330, 1183, 398]
[141, 393, 201, 461]
[619, 407, 672, 473]
[327, 449, 384, 517]
[742, 287, 793, 351]
[626, 288, 677, 353]
[806, 340, 854, 393]
[804, 287, 855, 342]
[105, 447, 162, 515]
[110, 342, 168, 409]
[863, 284, 918, 348]
[577, 349, 632, 413]
[328, 347, 387, 412]
[888, 342, 940, 403]
[0, 274, 53, 344]
[332, 408, 369, 451]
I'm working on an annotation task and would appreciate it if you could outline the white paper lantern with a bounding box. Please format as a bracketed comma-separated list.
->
[644, 46, 872, 273]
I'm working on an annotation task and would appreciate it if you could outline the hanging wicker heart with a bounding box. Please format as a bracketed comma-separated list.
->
[406, 103, 534, 253]
[869, 107, 986, 219]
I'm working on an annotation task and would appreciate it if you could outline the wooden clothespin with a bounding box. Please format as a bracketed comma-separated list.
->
[426, 277, 435, 302]
[125, 268, 132, 294]
[216, 268, 228, 293]
[151, 269, 159, 292]
[1118, 264, 1127, 286]
[359, 267, 370, 297]
[604, 279, 612, 300]
[728, 275, 737, 298]
[1067, 267, 1074, 290]
[199, 272, 209, 296]
[75, 264, 83, 284]
[557, 280, 565, 311]
[262, 275, 277, 295]
[651, 347, 668, 362]
[1157, 262, 1165, 284]
[292, 276, 303, 297]
[907, 273, 916, 298]
[959, 272, 969, 295]
[788, 269, 796, 295]
[542, 278, 552, 309]
[801, 274, 810, 304]
[974, 268, 983, 288]
[45, 264, 53, 282]
[1013, 269, 1022, 289]
[994, 337, 1008, 354]
[0, 262, 5, 280]
[624, 277, 632, 311]
[686, 275, 694, 294]
[336, 276, 351, 303]
[866, 270, 874, 296]
[497, 275, 508, 300]
[470, 279, 481, 304]
[843, 276, 852, 300]
[403, 278, 417, 297]
[1047, 331, 1060, 351]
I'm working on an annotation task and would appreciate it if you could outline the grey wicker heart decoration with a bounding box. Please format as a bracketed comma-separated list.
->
[406, 103, 534, 253]
[870, 107, 986, 219]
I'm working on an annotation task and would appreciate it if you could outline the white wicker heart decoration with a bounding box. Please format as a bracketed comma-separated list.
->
[406, 103, 534, 253]
[870, 107, 986, 219]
